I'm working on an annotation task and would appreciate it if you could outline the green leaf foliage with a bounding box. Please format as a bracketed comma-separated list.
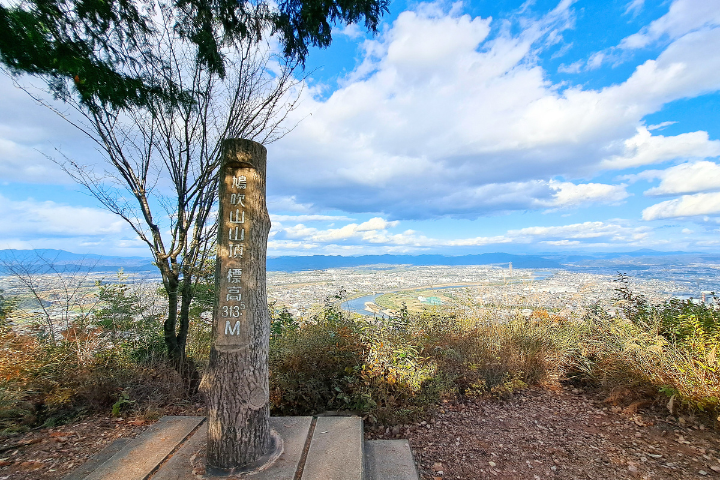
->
[0, 0, 389, 109]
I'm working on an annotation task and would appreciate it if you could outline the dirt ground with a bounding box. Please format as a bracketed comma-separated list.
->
[1, 387, 719, 480]
[367, 386, 720, 480]
[0, 403, 204, 480]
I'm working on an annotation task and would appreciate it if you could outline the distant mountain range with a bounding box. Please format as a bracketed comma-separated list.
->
[266, 253, 563, 270]
[1, 248, 716, 274]
[0, 249, 155, 273]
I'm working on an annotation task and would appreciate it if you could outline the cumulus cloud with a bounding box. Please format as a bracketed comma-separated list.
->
[0, 138, 68, 184]
[601, 127, 720, 170]
[266, 196, 314, 213]
[270, 214, 353, 222]
[545, 181, 629, 207]
[271, 215, 652, 253]
[509, 221, 650, 242]
[281, 217, 400, 243]
[642, 192, 720, 220]
[0, 76, 93, 184]
[620, 0, 720, 49]
[270, 1, 720, 219]
[0, 194, 127, 237]
[640, 161, 720, 195]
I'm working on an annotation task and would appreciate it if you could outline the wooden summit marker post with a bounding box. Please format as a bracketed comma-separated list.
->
[204, 139, 277, 473]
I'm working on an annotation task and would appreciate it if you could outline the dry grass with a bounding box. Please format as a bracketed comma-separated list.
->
[2, 286, 718, 434]
[269, 298, 720, 426]
[268, 306, 561, 424]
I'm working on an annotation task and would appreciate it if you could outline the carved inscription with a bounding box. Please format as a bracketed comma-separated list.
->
[215, 171, 251, 348]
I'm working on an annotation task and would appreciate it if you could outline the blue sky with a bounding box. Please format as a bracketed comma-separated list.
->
[1, 0, 720, 257]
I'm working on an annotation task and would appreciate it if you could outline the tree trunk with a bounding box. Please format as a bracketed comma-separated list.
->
[163, 274, 182, 362]
[178, 279, 200, 395]
[203, 139, 272, 471]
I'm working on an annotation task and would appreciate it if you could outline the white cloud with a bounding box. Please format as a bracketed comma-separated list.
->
[268, 240, 319, 250]
[270, 214, 353, 222]
[267, 196, 314, 213]
[272, 215, 657, 253]
[620, 0, 720, 49]
[509, 221, 650, 241]
[647, 121, 677, 131]
[0, 138, 69, 184]
[624, 0, 645, 17]
[271, 1, 720, 219]
[0, 194, 127, 237]
[642, 192, 720, 220]
[336, 23, 364, 40]
[546, 181, 629, 207]
[543, 239, 581, 246]
[586, 52, 605, 70]
[642, 161, 720, 195]
[601, 127, 720, 170]
[0, 75, 98, 184]
[356, 217, 398, 231]
[281, 217, 400, 243]
[557, 61, 583, 73]
[681, 228, 693, 234]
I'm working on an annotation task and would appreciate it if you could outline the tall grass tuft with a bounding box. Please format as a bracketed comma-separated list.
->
[269, 304, 560, 424]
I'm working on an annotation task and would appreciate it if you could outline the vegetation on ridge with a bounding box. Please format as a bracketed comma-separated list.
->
[1, 274, 719, 436]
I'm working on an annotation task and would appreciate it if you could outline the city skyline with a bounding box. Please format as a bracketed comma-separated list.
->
[1, 0, 720, 257]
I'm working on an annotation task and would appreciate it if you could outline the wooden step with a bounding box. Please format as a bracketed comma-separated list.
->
[63, 415, 419, 480]
[62, 416, 204, 480]
[365, 439, 419, 480]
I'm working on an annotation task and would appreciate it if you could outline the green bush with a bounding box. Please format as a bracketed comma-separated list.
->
[270, 304, 368, 415]
[563, 283, 720, 419]
[269, 303, 559, 424]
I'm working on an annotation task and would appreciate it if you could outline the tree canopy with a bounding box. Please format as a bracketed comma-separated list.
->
[0, 0, 388, 109]
[0, 0, 388, 386]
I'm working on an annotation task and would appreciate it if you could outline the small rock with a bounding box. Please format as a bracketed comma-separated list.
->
[572, 389, 580, 394]
[667, 395, 678, 416]
[432, 462, 443, 472]
[391, 426, 400, 435]
[699, 470, 707, 476]
[628, 465, 638, 473]
[489, 461, 496, 467]
[709, 466, 720, 472]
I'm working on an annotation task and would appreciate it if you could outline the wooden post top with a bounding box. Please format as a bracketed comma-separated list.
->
[222, 139, 267, 169]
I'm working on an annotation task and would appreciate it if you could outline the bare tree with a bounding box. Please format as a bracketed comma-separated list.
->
[0, 251, 102, 345]
[16, 4, 301, 380]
